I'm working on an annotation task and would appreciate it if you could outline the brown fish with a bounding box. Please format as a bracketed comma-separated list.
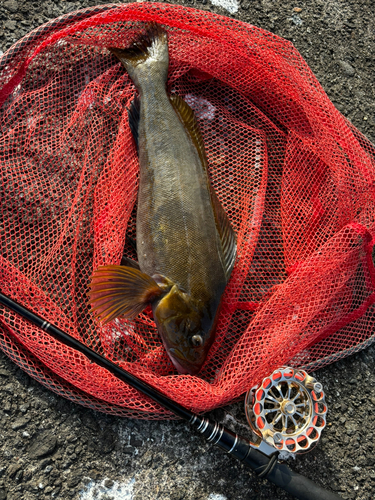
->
[89, 24, 236, 375]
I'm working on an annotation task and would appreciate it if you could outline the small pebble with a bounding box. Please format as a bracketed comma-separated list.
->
[292, 15, 303, 26]
[338, 60, 355, 77]
[28, 431, 57, 459]
[104, 479, 114, 488]
[11, 418, 30, 431]
[293, 7, 302, 12]
[4, 0, 18, 13]
[4, 20, 17, 31]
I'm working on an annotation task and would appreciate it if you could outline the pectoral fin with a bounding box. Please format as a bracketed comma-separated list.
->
[89, 265, 164, 324]
[170, 94, 237, 280]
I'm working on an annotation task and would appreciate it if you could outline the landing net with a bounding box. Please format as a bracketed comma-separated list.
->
[0, 3, 374, 418]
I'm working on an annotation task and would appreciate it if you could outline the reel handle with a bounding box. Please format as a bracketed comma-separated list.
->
[192, 415, 342, 500]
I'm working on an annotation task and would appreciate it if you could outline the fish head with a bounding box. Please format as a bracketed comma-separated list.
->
[153, 285, 215, 375]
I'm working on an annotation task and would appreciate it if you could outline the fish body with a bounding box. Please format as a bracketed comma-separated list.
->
[90, 25, 236, 375]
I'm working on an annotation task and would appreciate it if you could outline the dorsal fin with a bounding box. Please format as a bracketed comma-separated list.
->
[127, 94, 140, 151]
[169, 95, 237, 280]
[208, 186, 237, 279]
[169, 95, 207, 169]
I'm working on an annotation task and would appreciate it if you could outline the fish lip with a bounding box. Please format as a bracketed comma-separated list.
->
[168, 348, 203, 375]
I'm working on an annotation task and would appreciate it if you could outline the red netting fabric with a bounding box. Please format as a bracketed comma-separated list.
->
[0, 3, 374, 419]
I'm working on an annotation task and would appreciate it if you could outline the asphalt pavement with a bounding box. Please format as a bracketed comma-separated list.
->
[0, 1, 374, 499]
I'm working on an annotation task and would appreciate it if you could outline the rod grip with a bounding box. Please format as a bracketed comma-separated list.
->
[192, 416, 342, 500]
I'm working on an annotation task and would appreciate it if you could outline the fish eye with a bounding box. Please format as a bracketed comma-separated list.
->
[191, 335, 203, 347]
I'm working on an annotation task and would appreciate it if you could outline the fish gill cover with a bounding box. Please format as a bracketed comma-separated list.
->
[0, 2, 374, 419]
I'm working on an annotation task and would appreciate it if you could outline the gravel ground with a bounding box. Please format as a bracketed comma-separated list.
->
[0, 1, 374, 500]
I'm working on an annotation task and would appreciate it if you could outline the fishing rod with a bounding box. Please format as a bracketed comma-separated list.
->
[0, 291, 341, 500]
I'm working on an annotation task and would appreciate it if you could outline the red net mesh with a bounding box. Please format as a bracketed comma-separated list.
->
[0, 3, 374, 419]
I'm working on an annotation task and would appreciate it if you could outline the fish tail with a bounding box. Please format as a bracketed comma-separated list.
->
[108, 23, 169, 90]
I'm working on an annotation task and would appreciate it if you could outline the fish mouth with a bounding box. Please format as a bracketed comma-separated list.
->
[168, 348, 203, 375]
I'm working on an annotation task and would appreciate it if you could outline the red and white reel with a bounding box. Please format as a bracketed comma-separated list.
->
[245, 367, 327, 455]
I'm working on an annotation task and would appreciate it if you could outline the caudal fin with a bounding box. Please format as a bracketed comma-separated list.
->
[108, 23, 169, 90]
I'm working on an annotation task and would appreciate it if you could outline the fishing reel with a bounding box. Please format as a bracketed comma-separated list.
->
[245, 366, 327, 457]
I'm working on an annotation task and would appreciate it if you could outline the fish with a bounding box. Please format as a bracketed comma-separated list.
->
[89, 24, 237, 375]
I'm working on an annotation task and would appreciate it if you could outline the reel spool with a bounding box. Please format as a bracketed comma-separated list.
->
[245, 367, 327, 455]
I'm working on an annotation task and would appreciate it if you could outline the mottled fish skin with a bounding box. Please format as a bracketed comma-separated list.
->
[91, 25, 236, 375]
